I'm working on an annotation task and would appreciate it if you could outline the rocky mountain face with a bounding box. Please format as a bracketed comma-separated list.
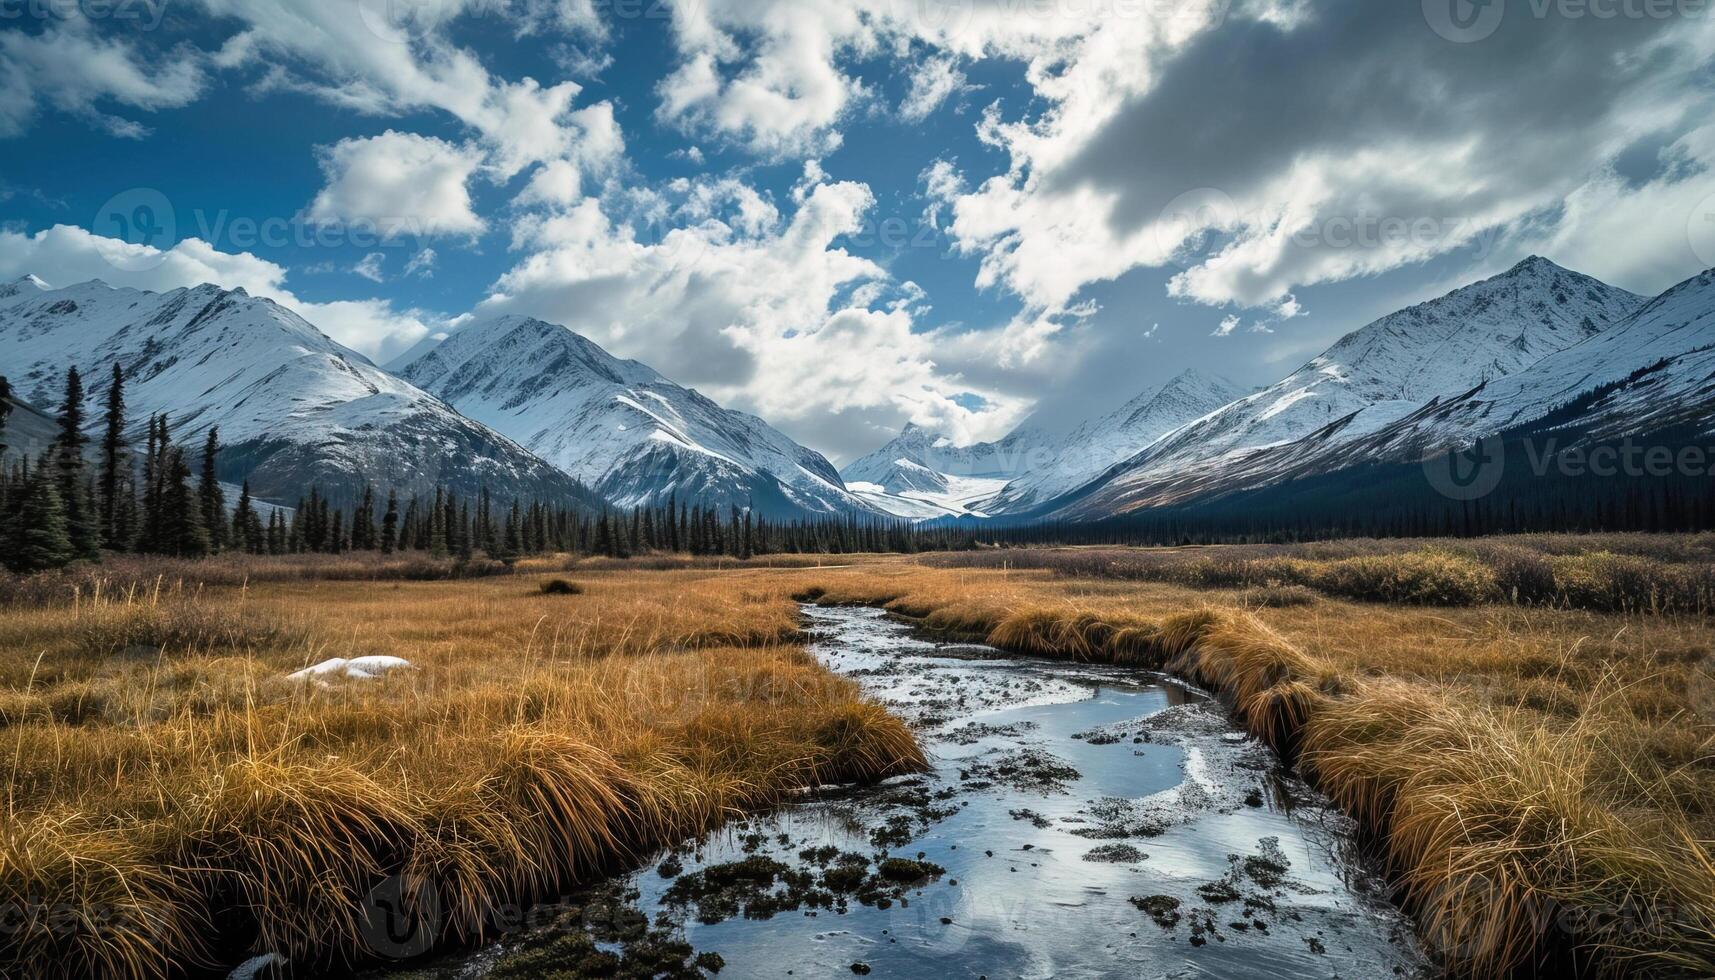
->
[0, 278, 602, 508]
[391, 314, 865, 518]
[983, 369, 1251, 515]
[1046, 257, 1650, 518]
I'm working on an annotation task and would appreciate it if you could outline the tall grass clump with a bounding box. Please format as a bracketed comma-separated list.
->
[796, 559, 1715, 977]
[0, 568, 924, 979]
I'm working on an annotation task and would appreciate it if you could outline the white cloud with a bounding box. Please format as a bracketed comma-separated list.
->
[0, 12, 205, 138]
[483, 171, 1026, 456]
[1212, 314, 1240, 337]
[353, 252, 387, 282]
[0, 224, 437, 362]
[900, 55, 973, 123]
[933, 1, 1715, 318]
[308, 131, 486, 240]
[404, 247, 437, 278]
[194, 0, 621, 181]
[654, 0, 875, 157]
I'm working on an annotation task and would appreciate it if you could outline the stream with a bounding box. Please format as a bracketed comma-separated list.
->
[375, 604, 1430, 979]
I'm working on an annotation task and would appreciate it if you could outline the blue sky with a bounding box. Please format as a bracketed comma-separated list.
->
[3, 0, 1713, 461]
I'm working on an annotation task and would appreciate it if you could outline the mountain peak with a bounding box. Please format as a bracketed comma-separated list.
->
[1500, 255, 1569, 280]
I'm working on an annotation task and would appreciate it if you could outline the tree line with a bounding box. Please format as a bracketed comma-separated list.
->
[10, 364, 1708, 577]
[0, 366, 985, 574]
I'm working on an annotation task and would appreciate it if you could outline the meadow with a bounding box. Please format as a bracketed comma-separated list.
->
[1, 535, 1711, 978]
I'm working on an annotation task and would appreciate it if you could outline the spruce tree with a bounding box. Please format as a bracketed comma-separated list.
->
[0, 375, 13, 462]
[99, 363, 128, 549]
[381, 489, 399, 554]
[353, 484, 376, 551]
[53, 366, 99, 559]
[5, 458, 75, 573]
[428, 487, 448, 558]
[199, 427, 226, 552]
[161, 446, 209, 558]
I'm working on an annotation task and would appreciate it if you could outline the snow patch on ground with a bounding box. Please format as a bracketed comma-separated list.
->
[288, 656, 414, 682]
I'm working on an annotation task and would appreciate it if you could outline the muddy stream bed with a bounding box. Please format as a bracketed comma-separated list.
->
[375, 604, 1430, 979]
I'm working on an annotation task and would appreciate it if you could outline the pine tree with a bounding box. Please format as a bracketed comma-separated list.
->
[381, 488, 399, 554]
[353, 484, 376, 551]
[53, 366, 99, 560]
[161, 446, 209, 558]
[5, 458, 75, 573]
[429, 487, 448, 558]
[99, 363, 129, 549]
[0, 375, 12, 460]
[198, 427, 226, 552]
[505, 500, 523, 556]
[139, 414, 169, 553]
[232, 481, 264, 554]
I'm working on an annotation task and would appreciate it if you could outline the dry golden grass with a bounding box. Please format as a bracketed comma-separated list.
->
[5, 544, 1713, 978]
[0, 565, 921, 979]
[788, 553, 1715, 978]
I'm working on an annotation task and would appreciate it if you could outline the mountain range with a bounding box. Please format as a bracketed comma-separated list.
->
[2, 255, 1709, 525]
[389, 314, 863, 518]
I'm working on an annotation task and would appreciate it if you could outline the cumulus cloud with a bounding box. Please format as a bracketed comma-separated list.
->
[937, 0, 1715, 314]
[308, 131, 486, 240]
[0, 12, 205, 138]
[899, 55, 973, 123]
[0, 224, 437, 362]
[483, 171, 1026, 457]
[195, 0, 622, 184]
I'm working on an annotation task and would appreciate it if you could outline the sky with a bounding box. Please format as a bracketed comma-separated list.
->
[2, 0, 1714, 464]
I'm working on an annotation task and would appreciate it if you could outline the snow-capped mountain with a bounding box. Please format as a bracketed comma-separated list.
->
[390, 314, 863, 518]
[1274, 265, 1715, 474]
[840, 422, 1059, 519]
[0, 277, 602, 508]
[984, 369, 1250, 515]
[1049, 257, 1647, 518]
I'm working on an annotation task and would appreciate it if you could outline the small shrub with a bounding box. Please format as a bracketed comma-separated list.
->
[539, 579, 584, 596]
[77, 600, 305, 656]
[1237, 584, 1320, 609]
[1307, 550, 1500, 606]
[1480, 546, 1560, 606]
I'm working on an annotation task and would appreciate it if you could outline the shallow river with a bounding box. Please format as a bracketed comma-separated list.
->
[382, 605, 1430, 979]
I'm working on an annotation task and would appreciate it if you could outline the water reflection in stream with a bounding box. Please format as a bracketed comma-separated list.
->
[382, 604, 1429, 979]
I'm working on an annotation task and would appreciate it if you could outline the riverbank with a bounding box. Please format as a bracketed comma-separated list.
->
[3, 545, 1711, 978]
[0, 565, 921, 979]
[793, 555, 1715, 978]
[404, 603, 1426, 979]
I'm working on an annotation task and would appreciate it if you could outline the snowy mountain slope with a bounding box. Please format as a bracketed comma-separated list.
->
[1259, 266, 1715, 479]
[391, 314, 866, 518]
[1046, 258, 1647, 518]
[839, 422, 1059, 519]
[0, 277, 603, 508]
[984, 369, 1250, 515]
